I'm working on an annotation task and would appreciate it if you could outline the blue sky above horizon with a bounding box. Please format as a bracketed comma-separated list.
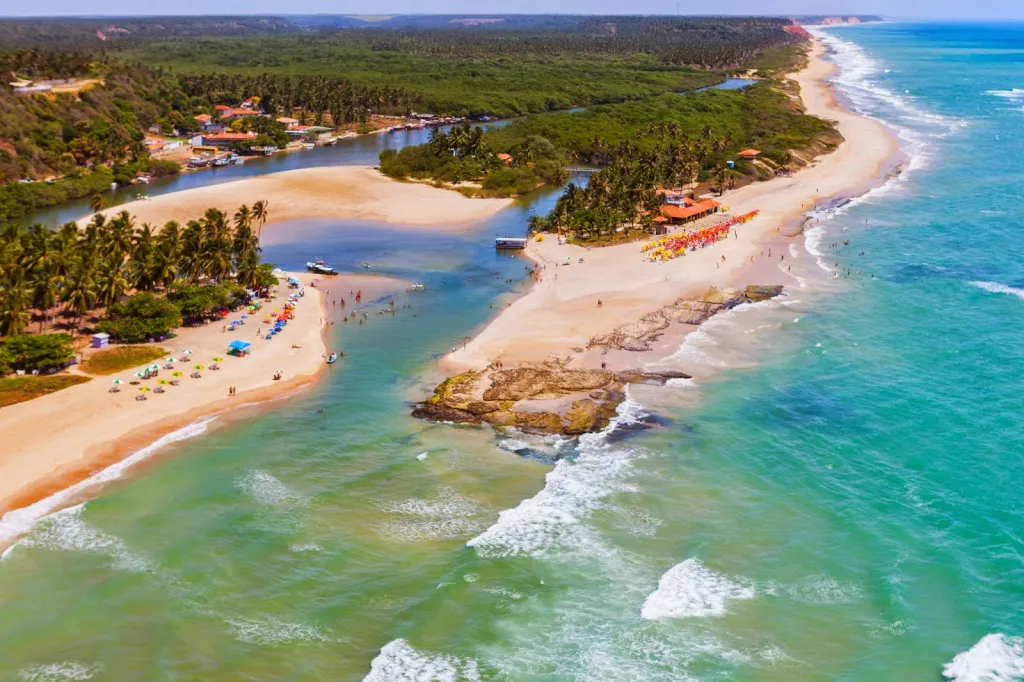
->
[3, 1, 1023, 19]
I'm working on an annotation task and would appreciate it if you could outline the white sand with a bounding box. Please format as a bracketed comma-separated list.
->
[444, 40, 898, 371]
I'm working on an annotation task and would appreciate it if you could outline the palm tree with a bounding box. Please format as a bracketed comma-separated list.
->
[129, 224, 156, 291]
[233, 204, 253, 231]
[96, 256, 129, 309]
[62, 262, 97, 331]
[0, 275, 32, 336]
[89, 193, 108, 215]
[251, 200, 269, 242]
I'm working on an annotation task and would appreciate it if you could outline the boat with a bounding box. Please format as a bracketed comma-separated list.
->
[305, 259, 337, 275]
[326, 352, 338, 364]
[409, 283, 426, 292]
[302, 142, 315, 150]
[495, 237, 528, 250]
[212, 156, 229, 167]
[362, 262, 371, 269]
[229, 155, 245, 165]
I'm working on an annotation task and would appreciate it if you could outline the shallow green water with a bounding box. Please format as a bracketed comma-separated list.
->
[3, 22, 1024, 682]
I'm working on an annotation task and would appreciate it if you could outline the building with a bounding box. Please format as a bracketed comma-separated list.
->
[220, 108, 260, 122]
[738, 149, 761, 160]
[200, 132, 258, 149]
[276, 117, 299, 130]
[658, 198, 721, 226]
[194, 114, 216, 132]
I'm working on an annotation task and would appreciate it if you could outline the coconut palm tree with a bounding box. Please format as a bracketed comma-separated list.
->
[251, 200, 269, 242]
[0, 274, 32, 336]
[89, 193, 108, 215]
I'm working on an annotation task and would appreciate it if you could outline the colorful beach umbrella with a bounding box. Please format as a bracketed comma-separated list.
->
[112, 379, 123, 384]
[172, 371, 183, 377]
[158, 380, 168, 385]
[212, 357, 223, 362]
[134, 371, 144, 378]
[183, 349, 193, 355]
[148, 364, 160, 371]
[165, 356, 175, 363]
[194, 365, 205, 370]
[139, 387, 150, 392]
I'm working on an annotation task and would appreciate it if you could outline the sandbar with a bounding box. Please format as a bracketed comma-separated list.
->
[82, 165, 512, 231]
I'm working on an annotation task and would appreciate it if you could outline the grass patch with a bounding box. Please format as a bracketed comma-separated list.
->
[0, 375, 91, 408]
[80, 346, 168, 376]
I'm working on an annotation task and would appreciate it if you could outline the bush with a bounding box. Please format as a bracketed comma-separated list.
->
[97, 292, 181, 342]
[0, 334, 75, 375]
[166, 283, 241, 323]
[481, 167, 540, 195]
[146, 159, 181, 177]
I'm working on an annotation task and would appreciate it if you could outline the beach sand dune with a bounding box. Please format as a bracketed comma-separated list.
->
[445, 40, 898, 373]
[83, 166, 512, 231]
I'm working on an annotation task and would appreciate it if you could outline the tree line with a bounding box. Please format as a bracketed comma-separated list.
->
[0, 200, 274, 338]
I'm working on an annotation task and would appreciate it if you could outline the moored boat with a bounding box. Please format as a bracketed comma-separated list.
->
[326, 352, 338, 364]
[306, 259, 337, 275]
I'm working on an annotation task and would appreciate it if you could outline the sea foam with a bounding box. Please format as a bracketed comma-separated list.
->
[943, 634, 1024, 681]
[641, 558, 755, 620]
[466, 393, 647, 558]
[16, 662, 99, 682]
[363, 639, 481, 682]
[225, 615, 333, 646]
[0, 418, 214, 547]
[970, 281, 1024, 300]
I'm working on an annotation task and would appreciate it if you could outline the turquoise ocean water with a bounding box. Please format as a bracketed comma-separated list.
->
[3, 22, 1024, 681]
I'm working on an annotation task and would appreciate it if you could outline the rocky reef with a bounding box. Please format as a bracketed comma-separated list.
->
[413, 285, 784, 436]
[412, 362, 688, 436]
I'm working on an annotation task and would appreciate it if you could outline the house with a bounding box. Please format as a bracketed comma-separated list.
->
[737, 149, 761, 160]
[659, 198, 721, 226]
[194, 113, 218, 132]
[276, 117, 299, 130]
[200, 132, 258, 149]
[220, 108, 260, 122]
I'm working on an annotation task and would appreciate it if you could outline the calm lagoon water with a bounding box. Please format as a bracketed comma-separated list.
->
[4, 22, 1024, 681]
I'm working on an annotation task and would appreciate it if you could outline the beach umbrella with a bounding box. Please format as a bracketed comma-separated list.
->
[158, 379, 168, 385]
[112, 379, 123, 384]
[212, 357, 223, 362]
[134, 371, 144, 378]
[172, 371, 183, 377]
[241, 315, 248, 319]
[148, 364, 160, 371]
[139, 387, 150, 392]
[183, 349, 193, 355]
[194, 365, 205, 370]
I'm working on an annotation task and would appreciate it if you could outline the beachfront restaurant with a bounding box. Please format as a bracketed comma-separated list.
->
[658, 198, 721, 228]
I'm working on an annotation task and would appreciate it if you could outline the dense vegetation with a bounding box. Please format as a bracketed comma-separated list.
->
[0, 201, 276, 344]
[380, 123, 568, 196]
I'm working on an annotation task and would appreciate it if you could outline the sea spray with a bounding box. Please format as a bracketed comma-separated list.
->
[943, 634, 1024, 682]
[641, 558, 756, 620]
[0, 417, 214, 548]
[466, 392, 647, 558]
[363, 639, 481, 682]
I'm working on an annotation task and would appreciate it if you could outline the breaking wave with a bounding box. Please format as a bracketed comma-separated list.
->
[467, 393, 647, 558]
[943, 633, 1024, 681]
[363, 639, 481, 682]
[225, 615, 333, 646]
[0, 418, 214, 547]
[376, 487, 487, 542]
[16, 662, 99, 682]
[970, 281, 1024, 301]
[641, 558, 755, 620]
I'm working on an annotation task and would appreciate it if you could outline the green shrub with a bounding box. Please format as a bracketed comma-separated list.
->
[97, 292, 181, 342]
[0, 333, 75, 375]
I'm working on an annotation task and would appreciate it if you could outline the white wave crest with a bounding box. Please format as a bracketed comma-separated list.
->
[787, 574, 862, 605]
[970, 281, 1024, 300]
[641, 558, 755, 620]
[943, 633, 1024, 682]
[17, 662, 99, 682]
[225, 615, 333, 646]
[11, 504, 151, 573]
[377, 487, 486, 542]
[236, 470, 307, 509]
[467, 393, 647, 558]
[0, 418, 214, 547]
[987, 88, 1024, 109]
[363, 639, 481, 682]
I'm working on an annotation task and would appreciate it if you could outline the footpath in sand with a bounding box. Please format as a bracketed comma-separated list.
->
[82, 166, 512, 231]
[445, 39, 900, 373]
[0, 273, 401, 530]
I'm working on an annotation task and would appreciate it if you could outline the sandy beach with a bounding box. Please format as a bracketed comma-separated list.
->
[0, 272, 404, 535]
[82, 165, 512, 230]
[444, 39, 900, 373]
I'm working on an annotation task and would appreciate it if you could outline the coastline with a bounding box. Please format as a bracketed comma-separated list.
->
[443, 38, 901, 378]
[0, 272, 403, 544]
[80, 165, 513, 231]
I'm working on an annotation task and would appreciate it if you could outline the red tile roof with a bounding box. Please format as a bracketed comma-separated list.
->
[660, 199, 720, 221]
[195, 114, 212, 123]
[214, 104, 231, 112]
[738, 149, 761, 157]
[203, 132, 257, 142]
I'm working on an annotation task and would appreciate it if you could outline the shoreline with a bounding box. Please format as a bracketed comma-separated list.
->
[80, 165, 513, 232]
[0, 272, 404, 544]
[441, 37, 901, 381]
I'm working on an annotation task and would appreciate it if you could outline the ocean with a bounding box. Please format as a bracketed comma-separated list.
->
[3, 21, 1024, 681]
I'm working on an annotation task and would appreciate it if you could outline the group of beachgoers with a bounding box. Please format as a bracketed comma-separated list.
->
[642, 210, 760, 262]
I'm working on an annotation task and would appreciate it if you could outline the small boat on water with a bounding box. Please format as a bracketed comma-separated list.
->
[409, 283, 426, 292]
[326, 352, 338, 364]
[306, 259, 337, 275]
[362, 262, 371, 269]
[495, 237, 528, 250]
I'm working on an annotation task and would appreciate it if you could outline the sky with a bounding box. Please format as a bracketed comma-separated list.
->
[4, 0, 1023, 19]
